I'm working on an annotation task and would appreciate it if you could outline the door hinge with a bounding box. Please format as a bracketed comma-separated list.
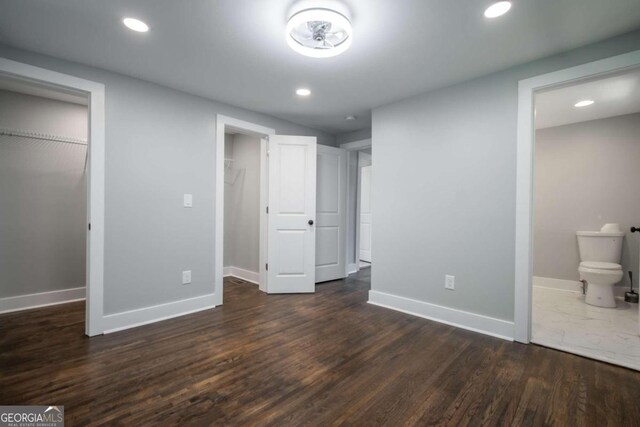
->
[265, 263, 268, 271]
[88, 223, 91, 231]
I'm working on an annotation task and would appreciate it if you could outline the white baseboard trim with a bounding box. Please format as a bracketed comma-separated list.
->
[533, 276, 631, 300]
[347, 263, 359, 275]
[102, 293, 215, 334]
[223, 266, 259, 285]
[368, 290, 514, 341]
[0, 287, 85, 314]
[533, 276, 582, 293]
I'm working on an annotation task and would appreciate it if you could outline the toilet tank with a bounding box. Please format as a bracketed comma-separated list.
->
[576, 231, 624, 262]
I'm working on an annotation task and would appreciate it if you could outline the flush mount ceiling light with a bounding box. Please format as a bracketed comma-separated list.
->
[296, 88, 312, 96]
[484, 1, 512, 18]
[345, 115, 357, 121]
[286, 8, 352, 58]
[123, 17, 149, 32]
[574, 100, 595, 107]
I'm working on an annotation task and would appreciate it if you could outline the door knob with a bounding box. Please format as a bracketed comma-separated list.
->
[308, 219, 314, 225]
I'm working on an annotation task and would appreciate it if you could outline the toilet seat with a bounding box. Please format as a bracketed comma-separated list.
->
[579, 261, 621, 271]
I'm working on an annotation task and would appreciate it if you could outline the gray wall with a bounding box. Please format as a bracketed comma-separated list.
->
[223, 133, 261, 273]
[0, 44, 335, 315]
[371, 30, 640, 322]
[0, 90, 87, 297]
[534, 113, 640, 290]
[337, 128, 372, 145]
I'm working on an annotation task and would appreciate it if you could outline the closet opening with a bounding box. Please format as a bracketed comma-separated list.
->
[222, 131, 266, 295]
[0, 74, 90, 325]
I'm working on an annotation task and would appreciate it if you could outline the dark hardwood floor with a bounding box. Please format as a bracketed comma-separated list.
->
[2, 269, 640, 426]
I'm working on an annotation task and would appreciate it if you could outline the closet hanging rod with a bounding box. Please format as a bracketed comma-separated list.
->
[0, 127, 88, 146]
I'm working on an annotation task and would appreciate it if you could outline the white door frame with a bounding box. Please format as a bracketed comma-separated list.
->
[355, 152, 373, 270]
[513, 49, 640, 343]
[0, 57, 106, 336]
[215, 115, 274, 305]
[357, 159, 372, 263]
[340, 139, 371, 274]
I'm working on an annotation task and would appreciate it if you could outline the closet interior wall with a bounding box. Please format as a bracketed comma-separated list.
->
[223, 133, 261, 280]
[0, 89, 88, 300]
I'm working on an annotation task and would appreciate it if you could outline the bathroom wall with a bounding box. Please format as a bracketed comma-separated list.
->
[534, 113, 640, 291]
[223, 133, 261, 273]
[0, 90, 88, 298]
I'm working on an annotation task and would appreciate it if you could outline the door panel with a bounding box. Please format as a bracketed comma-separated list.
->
[359, 165, 372, 263]
[315, 145, 347, 282]
[267, 135, 317, 293]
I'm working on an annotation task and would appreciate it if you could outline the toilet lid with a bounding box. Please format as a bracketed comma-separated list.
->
[580, 261, 621, 270]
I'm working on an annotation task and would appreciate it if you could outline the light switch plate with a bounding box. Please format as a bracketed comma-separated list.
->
[445, 275, 455, 290]
[182, 270, 192, 285]
[183, 194, 193, 208]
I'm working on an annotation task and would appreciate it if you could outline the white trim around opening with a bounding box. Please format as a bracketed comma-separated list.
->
[0, 57, 106, 336]
[215, 115, 275, 306]
[340, 139, 372, 275]
[514, 49, 640, 343]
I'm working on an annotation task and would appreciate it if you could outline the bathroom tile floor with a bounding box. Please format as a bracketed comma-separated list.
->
[532, 285, 640, 371]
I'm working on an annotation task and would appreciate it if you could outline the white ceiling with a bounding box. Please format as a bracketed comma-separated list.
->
[0, 0, 639, 134]
[535, 68, 640, 129]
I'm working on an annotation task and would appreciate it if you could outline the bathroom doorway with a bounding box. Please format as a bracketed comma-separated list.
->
[526, 64, 640, 370]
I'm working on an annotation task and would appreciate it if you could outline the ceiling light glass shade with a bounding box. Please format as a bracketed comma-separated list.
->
[484, 1, 512, 18]
[287, 8, 352, 58]
[574, 100, 595, 107]
[296, 88, 311, 96]
[123, 17, 149, 32]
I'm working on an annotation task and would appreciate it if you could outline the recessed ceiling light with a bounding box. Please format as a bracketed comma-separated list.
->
[287, 8, 353, 58]
[123, 17, 149, 33]
[296, 88, 311, 96]
[484, 1, 512, 18]
[574, 100, 595, 107]
[345, 115, 357, 121]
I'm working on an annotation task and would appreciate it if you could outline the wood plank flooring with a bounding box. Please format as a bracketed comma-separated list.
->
[2, 268, 640, 426]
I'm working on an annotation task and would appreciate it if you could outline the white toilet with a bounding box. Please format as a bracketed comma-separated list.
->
[576, 224, 625, 308]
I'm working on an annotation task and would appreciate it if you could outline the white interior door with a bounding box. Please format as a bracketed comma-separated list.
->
[267, 135, 317, 293]
[359, 165, 372, 263]
[315, 145, 347, 282]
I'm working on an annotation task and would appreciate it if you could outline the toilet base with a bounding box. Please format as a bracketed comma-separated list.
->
[585, 282, 616, 308]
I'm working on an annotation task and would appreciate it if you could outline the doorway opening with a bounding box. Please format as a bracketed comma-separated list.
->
[514, 49, 640, 369]
[0, 58, 105, 336]
[223, 131, 264, 292]
[340, 139, 372, 275]
[358, 152, 372, 270]
[215, 116, 272, 305]
[530, 67, 640, 370]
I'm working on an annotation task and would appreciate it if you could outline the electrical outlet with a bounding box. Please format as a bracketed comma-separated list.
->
[182, 270, 192, 285]
[445, 275, 455, 290]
